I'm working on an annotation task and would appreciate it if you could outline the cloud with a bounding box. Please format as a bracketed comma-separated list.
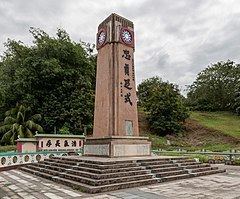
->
[0, 0, 240, 93]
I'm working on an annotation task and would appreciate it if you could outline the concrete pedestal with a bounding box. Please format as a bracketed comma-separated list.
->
[84, 136, 151, 157]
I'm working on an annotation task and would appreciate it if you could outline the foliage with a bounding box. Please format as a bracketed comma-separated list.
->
[187, 60, 240, 113]
[0, 28, 96, 134]
[191, 155, 209, 163]
[234, 84, 240, 115]
[137, 76, 189, 135]
[234, 159, 240, 166]
[190, 111, 240, 138]
[0, 145, 16, 153]
[59, 122, 70, 135]
[0, 104, 43, 145]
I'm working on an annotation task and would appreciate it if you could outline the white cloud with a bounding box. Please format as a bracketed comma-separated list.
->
[0, 0, 240, 93]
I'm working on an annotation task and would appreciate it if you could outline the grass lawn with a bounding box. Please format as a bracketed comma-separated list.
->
[0, 145, 16, 153]
[190, 111, 240, 138]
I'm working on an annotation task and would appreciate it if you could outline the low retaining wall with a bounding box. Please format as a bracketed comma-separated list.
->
[0, 150, 83, 170]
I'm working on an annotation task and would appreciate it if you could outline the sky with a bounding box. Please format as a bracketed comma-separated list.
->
[1, 0, 240, 93]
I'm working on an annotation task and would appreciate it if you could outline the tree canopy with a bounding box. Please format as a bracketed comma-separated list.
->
[0, 28, 96, 135]
[138, 77, 189, 135]
[187, 60, 240, 113]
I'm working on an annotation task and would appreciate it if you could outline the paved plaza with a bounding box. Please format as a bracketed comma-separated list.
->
[0, 164, 240, 199]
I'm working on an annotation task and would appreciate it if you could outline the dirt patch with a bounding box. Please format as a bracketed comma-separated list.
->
[138, 110, 240, 149]
[168, 118, 240, 147]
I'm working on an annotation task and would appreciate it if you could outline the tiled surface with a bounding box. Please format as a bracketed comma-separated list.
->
[0, 165, 240, 198]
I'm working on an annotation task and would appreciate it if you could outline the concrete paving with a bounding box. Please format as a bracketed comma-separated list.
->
[0, 164, 240, 199]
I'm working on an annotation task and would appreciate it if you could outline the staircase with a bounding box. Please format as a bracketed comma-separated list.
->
[19, 156, 225, 193]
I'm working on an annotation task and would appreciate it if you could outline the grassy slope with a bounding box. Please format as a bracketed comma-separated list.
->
[139, 110, 240, 151]
[190, 111, 240, 138]
[0, 145, 16, 153]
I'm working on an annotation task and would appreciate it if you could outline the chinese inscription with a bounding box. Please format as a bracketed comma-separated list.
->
[122, 50, 131, 60]
[121, 49, 134, 106]
[44, 139, 82, 149]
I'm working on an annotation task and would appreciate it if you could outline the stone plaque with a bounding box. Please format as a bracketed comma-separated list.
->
[84, 144, 110, 156]
[113, 144, 150, 157]
[125, 120, 133, 136]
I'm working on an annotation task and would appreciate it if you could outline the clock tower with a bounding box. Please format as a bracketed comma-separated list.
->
[84, 13, 151, 157]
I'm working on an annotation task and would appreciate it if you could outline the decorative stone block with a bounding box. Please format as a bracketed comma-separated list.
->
[84, 136, 151, 157]
[113, 144, 150, 156]
[84, 144, 110, 156]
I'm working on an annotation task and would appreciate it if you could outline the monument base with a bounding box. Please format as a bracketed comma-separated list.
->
[83, 136, 151, 157]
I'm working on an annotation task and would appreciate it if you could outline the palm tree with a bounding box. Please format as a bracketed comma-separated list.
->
[0, 104, 43, 145]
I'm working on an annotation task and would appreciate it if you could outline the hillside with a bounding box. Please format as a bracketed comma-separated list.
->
[190, 111, 240, 138]
[139, 110, 240, 152]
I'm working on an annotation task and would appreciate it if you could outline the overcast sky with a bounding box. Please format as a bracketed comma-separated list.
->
[1, 0, 240, 93]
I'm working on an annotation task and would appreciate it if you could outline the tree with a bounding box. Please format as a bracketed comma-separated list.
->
[0, 28, 96, 134]
[0, 104, 43, 145]
[187, 60, 240, 112]
[138, 77, 189, 135]
[234, 84, 240, 115]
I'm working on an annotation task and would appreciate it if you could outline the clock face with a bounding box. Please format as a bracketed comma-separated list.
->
[97, 30, 106, 46]
[121, 29, 132, 44]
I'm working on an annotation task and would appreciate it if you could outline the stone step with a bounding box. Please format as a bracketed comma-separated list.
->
[151, 166, 183, 173]
[55, 157, 136, 165]
[179, 162, 202, 166]
[192, 169, 226, 177]
[36, 162, 67, 172]
[140, 160, 173, 166]
[160, 173, 193, 182]
[67, 168, 149, 179]
[41, 161, 74, 169]
[184, 163, 211, 169]
[145, 163, 178, 169]
[74, 165, 145, 174]
[174, 159, 196, 163]
[97, 166, 145, 174]
[20, 167, 56, 180]
[37, 162, 148, 179]
[155, 170, 188, 178]
[19, 167, 158, 194]
[75, 162, 139, 170]
[36, 162, 102, 175]
[60, 172, 154, 186]
[189, 166, 219, 173]
[137, 158, 171, 162]
[23, 164, 154, 186]
[45, 158, 139, 170]
[170, 157, 190, 160]
[136, 157, 188, 163]
[80, 159, 135, 165]
[41, 161, 106, 174]
[19, 156, 227, 194]
[45, 158, 78, 166]
[26, 165, 60, 176]
[55, 175, 158, 194]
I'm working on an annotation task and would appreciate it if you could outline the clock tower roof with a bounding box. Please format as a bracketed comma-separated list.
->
[98, 13, 134, 30]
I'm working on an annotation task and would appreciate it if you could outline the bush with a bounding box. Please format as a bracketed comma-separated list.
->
[187, 60, 240, 113]
[138, 77, 189, 135]
[0, 145, 16, 153]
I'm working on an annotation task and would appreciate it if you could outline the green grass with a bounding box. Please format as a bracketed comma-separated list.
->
[0, 145, 16, 153]
[142, 111, 240, 152]
[190, 111, 240, 138]
[147, 133, 167, 149]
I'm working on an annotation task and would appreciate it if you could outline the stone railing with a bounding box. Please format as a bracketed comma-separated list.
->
[152, 149, 240, 163]
[0, 149, 83, 169]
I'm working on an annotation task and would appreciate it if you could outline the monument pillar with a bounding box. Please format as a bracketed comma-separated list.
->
[84, 13, 151, 157]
